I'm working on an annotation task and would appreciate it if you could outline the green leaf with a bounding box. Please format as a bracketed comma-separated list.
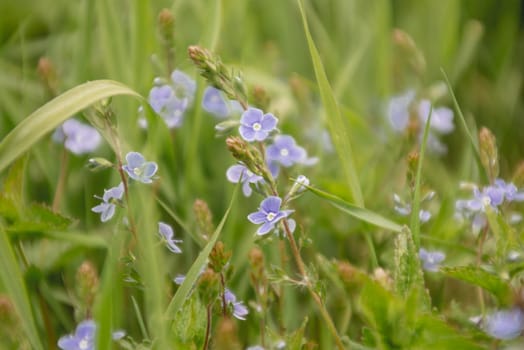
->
[0, 80, 141, 173]
[7, 203, 72, 234]
[394, 227, 428, 306]
[172, 295, 207, 348]
[0, 225, 44, 350]
[164, 185, 238, 318]
[441, 266, 512, 305]
[306, 185, 402, 232]
[297, 0, 363, 207]
[484, 206, 517, 265]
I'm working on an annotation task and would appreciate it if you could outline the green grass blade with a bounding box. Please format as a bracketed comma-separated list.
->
[0, 225, 44, 350]
[410, 104, 432, 248]
[156, 197, 204, 247]
[307, 185, 402, 233]
[164, 185, 238, 317]
[0, 80, 141, 173]
[297, 0, 364, 207]
[441, 69, 486, 182]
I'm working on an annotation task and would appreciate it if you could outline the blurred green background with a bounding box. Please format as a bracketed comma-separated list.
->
[1, 0, 524, 348]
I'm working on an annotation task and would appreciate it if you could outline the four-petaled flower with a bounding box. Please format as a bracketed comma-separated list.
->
[483, 307, 524, 340]
[226, 163, 264, 197]
[266, 135, 307, 167]
[202, 86, 242, 118]
[91, 183, 124, 222]
[247, 196, 293, 235]
[122, 152, 158, 184]
[58, 320, 125, 350]
[224, 288, 249, 320]
[158, 222, 182, 254]
[53, 119, 102, 155]
[419, 248, 445, 272]
[239, 107, 278, 142]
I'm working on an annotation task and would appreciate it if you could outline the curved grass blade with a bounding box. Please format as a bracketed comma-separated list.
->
[306, 185, 402, 233]
[0, 225, 44, 350]
[165, 185, 238, 318]
[297, 0, 363, 207]
[0, 80, 141, 173]
[441, 69, 486, 182]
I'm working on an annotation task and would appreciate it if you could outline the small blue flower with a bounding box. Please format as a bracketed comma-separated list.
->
[171, 69, 196, 102]
[53, 119, 102, 155]
[247, 196, 293, 235]
[387, 90, 415, 132]
[202, 86, 242, 118]
[239, 107, 278, 142]
[58, 320, 125, 350]
[224, 288, 249, 320]
[266, 135, 307, 167]
[393, 194, 431, 223]
[91, 183, 124, 222]
[226, 163, 264, 197]
[122, 152, 158, 184]
[418, 100, 454, 134]
[484, 307, 524, 340]
[419, 248, 445, 272]
[173, 274, 186, 285]
[158, 222, 182, 254]
[58, 319, 96, 350]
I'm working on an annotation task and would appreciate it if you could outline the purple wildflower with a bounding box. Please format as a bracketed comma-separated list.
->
[53, 119, 101, 155]
[387, 90, 415, 132]
[58, 320, 125, 350]
[224, 288, 249, 320]
[158, 222, 182, 254]
[419, 248, 445, 272]
[418, 100, 454, 134]
[483, 308, 524, 340]
[173, 274, 186, 285]
[247, 196, 293, 235]
[393, 194, 431, 223]
[266, 135, 307, 167]
[239, 107, 278, 142]
[171, 69, 196, 102]
[122, 152, 158, 184]
[226, 163, 264, 197]
[202, 86, 242, 118]
[91, 183, 124, 222]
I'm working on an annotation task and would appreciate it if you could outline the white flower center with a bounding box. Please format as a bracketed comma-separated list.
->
[266, 212, 276, 221]
[133, 167, 143, 176]
[482, 196, 491, 207]
[252, 122, 262, 131]
[280, 148, 289, 157]
[79, 339, 89, 350]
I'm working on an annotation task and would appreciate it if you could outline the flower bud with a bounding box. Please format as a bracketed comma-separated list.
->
[86, 157, 114, 172]
[212, 317, 241, 350]
[75, 261, 99, 317]
[479, 127, 499, 182]
[158, 8, 175, 43]
[209, 241, 232, 273]
[37, 57, 58, 96]
[193, 199, 214, 241]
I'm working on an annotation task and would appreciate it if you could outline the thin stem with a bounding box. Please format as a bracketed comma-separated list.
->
[52, 148, 69, 211]
[203, 303, 213, 350]
[281, 220, 346, 350]
[476, 225, 489, 316]
[220, 273, 228, 317]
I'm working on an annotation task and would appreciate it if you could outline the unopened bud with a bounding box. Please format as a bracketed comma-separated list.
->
[337, 261, 356, 284]
[193, 199, 214, 241]
[209, 241, 231, 273]
[158, 8, 175, 43]
[37, 57, 58, 96]
[251, 85, 270, 110]
[407, 150, 419, 185]
[288, 175, 310, 198]
[479, 127, 499, 182]
[75, 261, 99, 316]
[226, 136, 273, 183]
[215, 120, 240, 134]
[87, 157, 114, 171]
[198, 268, 220, 302]
[392, 29, 426, 75]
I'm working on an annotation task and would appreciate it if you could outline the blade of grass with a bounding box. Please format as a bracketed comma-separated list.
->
[0, 225, 44, 350]
[156, 197, 204, 247]
[0, 80, 141, 173]
[306, 185, 402, 233]
[441, 69, 486, 182]
[410, 104, 432, 249]
[164, 184, 238, 317]
[296, 0, 363, 207]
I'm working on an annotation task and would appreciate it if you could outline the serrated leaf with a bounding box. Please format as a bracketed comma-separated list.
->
[484, 206, 517, 265]
[7, 203, 72, 234]
[0, 80, 141, 173]
[414, 315, 486, 350]
[394, 227, 428, 307]
[441, 266, 512, 305]
[306, 184, 402, 232]
[172, 295, 207, 348]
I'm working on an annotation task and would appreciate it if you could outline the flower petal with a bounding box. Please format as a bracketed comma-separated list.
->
[247, 211, 267, 224]
[261, 113, 278, 130]
[257, 222, 275, 235]
[260, 196, 282, 213]
[142, 162, 158, 178]
[226, 164, 247, 183]
[126, 152, 145, 168]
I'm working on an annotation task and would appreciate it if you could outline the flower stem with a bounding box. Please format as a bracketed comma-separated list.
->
[203, 302, 213, 350]
[52, 148, 69, 212]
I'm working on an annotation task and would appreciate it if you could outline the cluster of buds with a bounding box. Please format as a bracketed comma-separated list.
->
[75, 261, 99, 319]
[209, 241, 232, 273]
[225, 136, 274, 185]
[188, 45, 248, 107]
[193, 199, 215, 242]
[479, 127, 499, 182]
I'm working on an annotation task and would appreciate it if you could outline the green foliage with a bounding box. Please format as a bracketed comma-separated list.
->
[172, 295, 207, 349]
[441, 266, 513, 306]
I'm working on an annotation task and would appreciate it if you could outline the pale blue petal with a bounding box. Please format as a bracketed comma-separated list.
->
[126, 152, 145, 168]
[260, 196, 281, 213]
[248, 211, 266, 224]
